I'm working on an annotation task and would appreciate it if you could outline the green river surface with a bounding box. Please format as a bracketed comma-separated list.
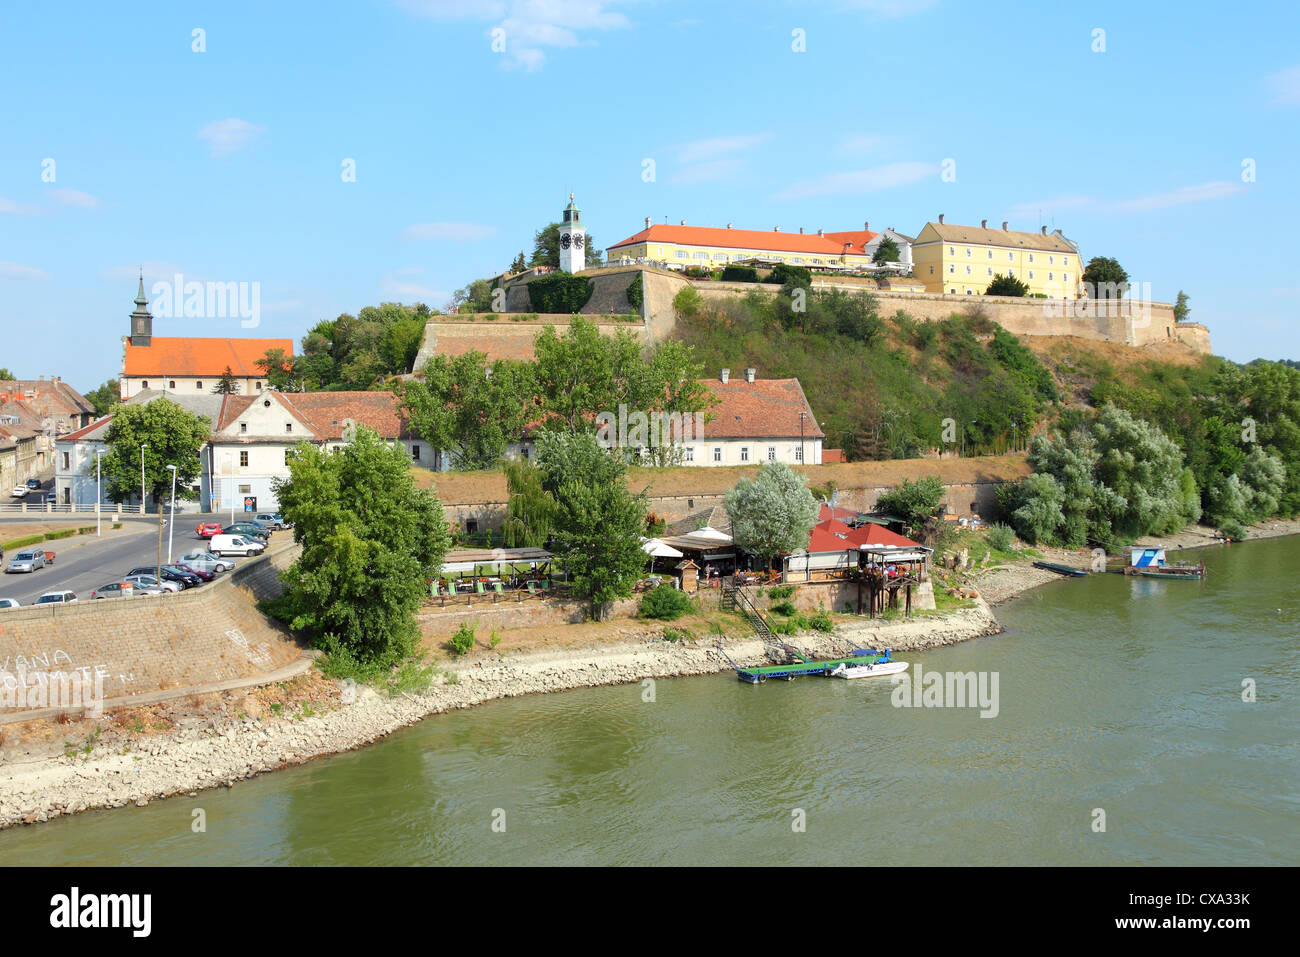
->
[1, 536, 1296, 866]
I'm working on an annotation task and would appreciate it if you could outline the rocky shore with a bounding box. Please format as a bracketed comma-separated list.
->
[0, 601, 999, 829]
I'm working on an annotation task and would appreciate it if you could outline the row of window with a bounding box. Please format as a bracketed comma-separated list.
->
[943, 264, 1070, 282]
[138, 379, 265, 392]
[949, 245, 1068, 266]
[683, 445, 803, 462]
[667, 249, 844, 266]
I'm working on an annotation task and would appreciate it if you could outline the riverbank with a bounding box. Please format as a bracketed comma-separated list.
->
[0, 600, 999, 829]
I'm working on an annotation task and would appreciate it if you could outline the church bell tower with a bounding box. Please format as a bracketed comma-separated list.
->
[129, 273, 153, 346]
[559, 193, 586, 274]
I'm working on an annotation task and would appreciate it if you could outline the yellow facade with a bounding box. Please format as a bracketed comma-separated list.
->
[912, 221, 1080, 299]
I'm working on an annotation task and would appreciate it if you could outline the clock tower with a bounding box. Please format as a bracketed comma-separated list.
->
[558, 193, 586, 274]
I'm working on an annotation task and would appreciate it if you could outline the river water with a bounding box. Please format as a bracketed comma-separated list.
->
[2, 537, 1296, 866]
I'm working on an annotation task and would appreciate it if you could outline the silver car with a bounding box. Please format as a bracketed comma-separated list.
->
[123, 573, 181, 594]
[5, 550, 46, 573]
[179, 551, 235, 573]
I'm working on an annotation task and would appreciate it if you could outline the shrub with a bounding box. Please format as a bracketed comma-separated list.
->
[626, 272, 643, 311]
[639, 585, 694, 621]
[769, 600, 797, 616]
[770, 613, 810, 635]
[527, 273, 594, 313]
[764, 263, 811, 286]
[766, 584, 795, 600]
[673, 286, 705, 318]
[1, 535, 44, 550]
[44, 529, 76, 540]
[1220, 519, 1247, 541]
[721, 264, 759, 283]
[449, 621, 476, 656]
[663, 626, 695, 643]
[808, 606, 834, 632]
[985, 523, 1016, 553]
[78, 526, 95, 535]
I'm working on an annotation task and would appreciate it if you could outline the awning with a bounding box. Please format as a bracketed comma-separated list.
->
[642, 538, 684, 558]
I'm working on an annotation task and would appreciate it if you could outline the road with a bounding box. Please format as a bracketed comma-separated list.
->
[0, 512, 275, 605]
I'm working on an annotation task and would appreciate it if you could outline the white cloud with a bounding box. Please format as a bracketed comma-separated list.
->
[1006, 195, 1094, 219]
[398, 0, 630, 71]
[774, 161, 939, 200]
[837, 133, 886, 155]
[0, 196, 42, 215]
[676, 133, 774, 164]
[382, 267, 447, 303]
[49, 188, 101, 208]
[401, 221, 498, 241]
[1266, 64, 1300, 105]
[1112, 181, 1245, 212]
[669, 158, 744, 185]
[198, 118, 265, 157]
[831, 0, 939, 18]
[0, 262, 51, 280]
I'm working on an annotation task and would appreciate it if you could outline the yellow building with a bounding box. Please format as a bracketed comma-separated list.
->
[606, 218, 884, 271]
[911, 217, 1081, 298]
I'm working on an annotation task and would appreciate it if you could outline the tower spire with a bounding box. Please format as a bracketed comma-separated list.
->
[129, 273, 153, 347]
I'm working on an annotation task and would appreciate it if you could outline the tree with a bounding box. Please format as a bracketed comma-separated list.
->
[1174, 290, 1191, 323]
[270, 426, 450, 677]
[502, 458, 556, 548]
[1081, 257, 1129, 300]
[447, 278, 496, 314]
[985, 273, 1030, 297]
[1238, 446, 1285, 522]
[0, 368, 14, 380]
[724, 461, 818, 568]
[530, 222, 602, 269]
[871, 236, 901, 265]
[296, 303, 429, 390]
[399, 352, 536, 470]
[533, 432, 647, 616]
[510, 251, 527, 273]
[212, 366, 240, 394]
[256, 348, 299, 391]
[100, 399, 209, 508]
[874, 475, 946, 535]
[85, 379, 120, 417]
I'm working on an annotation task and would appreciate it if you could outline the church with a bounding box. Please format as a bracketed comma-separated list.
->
[119, 277, 293, 400]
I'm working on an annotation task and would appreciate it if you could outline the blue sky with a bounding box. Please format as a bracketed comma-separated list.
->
[2, 0, 1298, 391]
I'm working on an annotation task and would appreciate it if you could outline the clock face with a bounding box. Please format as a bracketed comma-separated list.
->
[572, 234, 584, 249]
[560, 233, 571, 250]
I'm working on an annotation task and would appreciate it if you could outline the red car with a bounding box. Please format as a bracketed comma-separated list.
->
[196, 522, 223, 538]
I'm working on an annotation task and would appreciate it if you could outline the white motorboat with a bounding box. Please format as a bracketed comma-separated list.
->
[828, 660, 910, 679]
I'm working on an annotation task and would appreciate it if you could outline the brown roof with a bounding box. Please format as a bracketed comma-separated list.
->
[917, 221, 1078, 253]
[700, 377, 824, 440]
[122, 337, 294, 377]
[0, 378, 93, 416]
[217, 391, 411, 441]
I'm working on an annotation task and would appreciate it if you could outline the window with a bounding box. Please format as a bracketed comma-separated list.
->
[197, 381, 205, 390]
[1048, 272, 1054, 281]
[285, 423, 293, 433]
[965, 288, 973, 295]
[987, 267, 993, 276]
[240, 422, 247, 433]
[239, 451, 249, 467]
[141, 381, 148, 388]
[1028, 270, 1035, 279]
[62, 451, 70, 470]
[1008, 252, 1014, 261]
[1063, 257, 1069, 266]
[239, 484, 251, 494]
[987, 250, 992, 259]
[794, 446, 803, 462]
[1063, 272, 1070, 284]
[713, 447, 722, 462]
[948, 264, 955, 274]
[965, 248, 971, 257]
[965, 265, 972, 275]
[256, 381, 263, 391]
[949, 246, 955, 255]
[684, 446, 695, 462]
[1028, 254, 1034, 263]
[767, 447, 776, 461]
[1049, 255, 1055, 265]
[169, 380, 176, 389]
[950, 288, 956, 294]
[411, 444, 420, 461]
[675, 250, 688, 259]
[929, 266, 934, 274]
[521, 446, 529, 459]
[466, 519, 478, 534]
[740, 446, 749, 462]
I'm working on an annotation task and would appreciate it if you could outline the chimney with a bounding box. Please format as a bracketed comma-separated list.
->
[798, 226, 804, 234]
[644, 216, 651, 229]
[720, 368, 730, 384]
[744, 367, 756, 383]
[1041, 226, 1048, 235]
[1002, 221, 1008, 230]
[1054, 228, 1064, 236]
[864, 221, 870, 232]
[938, 214, 944, 224]
[981, 219, 987, 228]
[773, 225, 780, 232]
[817, 228, 824, 237]
[726, 223, 733, 229]
[680, 219, 686, 226]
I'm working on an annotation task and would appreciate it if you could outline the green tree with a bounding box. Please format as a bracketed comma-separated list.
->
[399, 352, 536, 470]
[448, 279, 496, 314]
[985, 273, 1030, 297]
[1173, 290, 1191, 323]
[510, 251, 527, 273]
[526, 273, 593, 313]
[502, 458, 556, 548]
[1081, 257, 1130, 300]
[1238, 445, 1285, 522]
[211, 366, 240, 394]
[1010, 472, 1066, 545]
[875, 476, 946, 535]
[723, 461, 819, 568]
[533, 432, 647, 616]
[271, 426, 451, 676]
[256, 348, 299, 391]
[84, 379, 120, 417]
[871, 236, 900, 265]
[100, 399, 209, 508]
[0, 367, 15, 380]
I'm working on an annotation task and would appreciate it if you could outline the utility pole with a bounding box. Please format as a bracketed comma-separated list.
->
[799, 411, 807, 467]
[140, 443, 148, 515]
[95, 449, 105, 536]
[166, 464, 178, 563]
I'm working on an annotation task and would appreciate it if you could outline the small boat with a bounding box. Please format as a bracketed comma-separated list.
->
[827, 659, 909, 679]
[1031, 560, 1089, 577]
[1132, 563, 1206, 580]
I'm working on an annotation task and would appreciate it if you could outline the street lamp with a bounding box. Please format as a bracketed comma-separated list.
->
[166, 464, 178, 563]
[139, 443, 148, 514]
[95, 448, 105, 536]
[798, 411, 807, 467]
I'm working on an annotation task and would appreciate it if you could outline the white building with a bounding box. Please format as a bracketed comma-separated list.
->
[861, 225, 915, 272]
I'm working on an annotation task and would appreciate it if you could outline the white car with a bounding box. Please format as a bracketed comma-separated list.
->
[0, 597, 20, 609]
[123, 573, 181, 594]
[179, 551, 235, 573]
[35, 590, 77, 604]
[209, 534, 265, 557]
[9, 485, 28, 499]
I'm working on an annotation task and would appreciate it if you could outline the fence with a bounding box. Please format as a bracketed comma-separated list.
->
[0, 502, 146, 515]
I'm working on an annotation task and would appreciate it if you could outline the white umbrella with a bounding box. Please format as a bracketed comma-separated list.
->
[642, 538, 684, 558]
[691, 526, 732, 542]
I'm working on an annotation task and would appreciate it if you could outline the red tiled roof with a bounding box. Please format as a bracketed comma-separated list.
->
[807, 526, 855, 554]
[845, 524, 921, 549]
[701, 378, 823, 440]
[217, 391, 411, 441]
[122, 337, 294, 377]
[807, 518, 920, 553]
[60, 415, 113, 442]
[820, 229, 879, 254]
[608, 223, 877, 256]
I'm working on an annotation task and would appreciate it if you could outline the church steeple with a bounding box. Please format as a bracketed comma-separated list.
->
[129, 272, 153, 346]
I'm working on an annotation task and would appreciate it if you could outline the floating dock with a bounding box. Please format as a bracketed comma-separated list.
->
[720, 645, 901, 684]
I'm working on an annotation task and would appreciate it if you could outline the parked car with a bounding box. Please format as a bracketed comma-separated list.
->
[222, 521, 271, 540]
[0, 597, 20, 609]
[35, 590, 77, 604]
[127, 565, 201, 589]
[123, 573, 181, 594]
[179, 551, 235, 573]
[5, 550, 46, 573]
[195, 522, 224, 538]
[208, 534, 265, 557]
[9, 486, 28, 499]
[44, 491, 56, 503]
[254, 512, 293, 530]
[25, 478, 41, 489]
[169, 563, 214, 583]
